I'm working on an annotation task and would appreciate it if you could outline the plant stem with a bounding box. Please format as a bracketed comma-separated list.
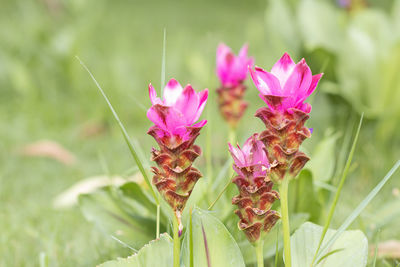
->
[228, 127, 236, 145]
[173, 215, 180, 267]
[279, 178, 291, 267]
[156, 204, 160, 238]
[255, 240, 264, 267]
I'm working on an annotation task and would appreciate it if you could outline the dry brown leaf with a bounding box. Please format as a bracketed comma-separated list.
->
[79, 121, 108, 139]
[370, 240, 400, 259]
[19, 140, 76, 165]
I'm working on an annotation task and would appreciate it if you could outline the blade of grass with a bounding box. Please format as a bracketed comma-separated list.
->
[189, 208, 194, 267]
[315, 159, 400, 263]
[311, 113, 363, 266]
[316, 248, 344, 265]
[76, 56, 158, 206]
[208, 174, 234, 210]
[275, 224, 280, 267]
[372, 229, 380, 267]
[161, 28, 166, 94]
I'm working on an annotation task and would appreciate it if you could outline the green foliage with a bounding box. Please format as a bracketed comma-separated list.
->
[291, 222, 368, 267]
[307, 131, 341, 183]
[181, 208, 245, 267]
[79, 184, 166, 250]
[99, 233, 173, 267]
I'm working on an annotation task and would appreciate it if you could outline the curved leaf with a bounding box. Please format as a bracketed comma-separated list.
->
[181, 208, 245, 267]
[99, 233, 173, 267]
[291, 222, 368, 267]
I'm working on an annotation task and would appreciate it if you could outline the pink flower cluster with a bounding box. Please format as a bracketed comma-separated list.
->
[250, 53, 322, 113]
[147, 79, 208, 144]
[216, 43, 254, 88]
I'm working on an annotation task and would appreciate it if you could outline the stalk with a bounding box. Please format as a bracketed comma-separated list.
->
[156, 204, 160, 238]
[255, 240, 264, 267]
[228, 127, 237, 145]
[173, 215, 180, 267]
[279, 178, 291, 267]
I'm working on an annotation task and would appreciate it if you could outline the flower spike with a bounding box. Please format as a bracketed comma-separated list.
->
[147, 79, 208, 229]
[229, 134, 280, 243]
[216, 43, 254, 127]
[250, 53, 323, 183]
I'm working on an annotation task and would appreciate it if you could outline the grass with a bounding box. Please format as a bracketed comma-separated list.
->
[1, 0, 400, 266]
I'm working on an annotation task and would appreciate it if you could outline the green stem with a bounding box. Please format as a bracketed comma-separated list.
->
[156, 204, 160, 238]
[255, 240, 264, 267]
[279, 178, 291, 267]
[228, 127, 236, 145]
[173, 215, 180, 267]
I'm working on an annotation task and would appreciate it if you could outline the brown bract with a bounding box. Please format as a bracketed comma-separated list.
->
[255, 98, 311, 183]
[148, 125, 203, 220]
[217, 84, 248, 128]
[232, 166, 280, 243]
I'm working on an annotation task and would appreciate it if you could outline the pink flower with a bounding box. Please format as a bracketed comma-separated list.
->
[147, 79, 208, 142]
[216, 43, 254, 88]
[249, 53, 323, 113]
[228, 134, 269, 178]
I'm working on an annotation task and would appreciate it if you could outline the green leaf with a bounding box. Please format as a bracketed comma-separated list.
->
[291, 170, 322, 222]
[76, 57, 159, 204]
[307, 131, 341, 182]
[99, 233, 173, 267]
[291, 222, 368, 267]
[316, 160, 400, 263]
[120, 182, 157, 212]
[78, 186, 157, 249]
[181, 207, 245, 267]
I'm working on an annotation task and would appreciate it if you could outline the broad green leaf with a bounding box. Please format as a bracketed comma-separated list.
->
[291, 222, 368, 267]
[181, 207, 245, 267]
[307, 131, 340, 182]
[99, 233, 173, 267]
[120, 182, 156, 213]
[78, 186, 157, 249]
[290, 170, 322, 222]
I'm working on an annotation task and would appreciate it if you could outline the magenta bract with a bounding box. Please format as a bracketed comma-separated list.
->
[228, 134, 269, 178]
[216, 43, 254, 88]
[249, 53, 322, 113]
[147, 79, 208, 144]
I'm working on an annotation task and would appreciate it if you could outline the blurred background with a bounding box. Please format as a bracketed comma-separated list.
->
[1, 0, 400, 265]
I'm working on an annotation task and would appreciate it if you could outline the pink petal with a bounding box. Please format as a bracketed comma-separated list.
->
[193, 89, 209, 123]
[238, 44, 249, 60]
[192, 119, 207, 128]
[174, 85, 199, 124]
[228, 143, 245, 167]
[146, 106, 167, 131]
[216, 43, 233, 86]
[271, 52, 296, 87]
[306, 73, 323, 98]
[282, 59, 312, 104]
[163, 79, 183, 106]
[148, 83, 162, 105]
[250, 67, 282, 96]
